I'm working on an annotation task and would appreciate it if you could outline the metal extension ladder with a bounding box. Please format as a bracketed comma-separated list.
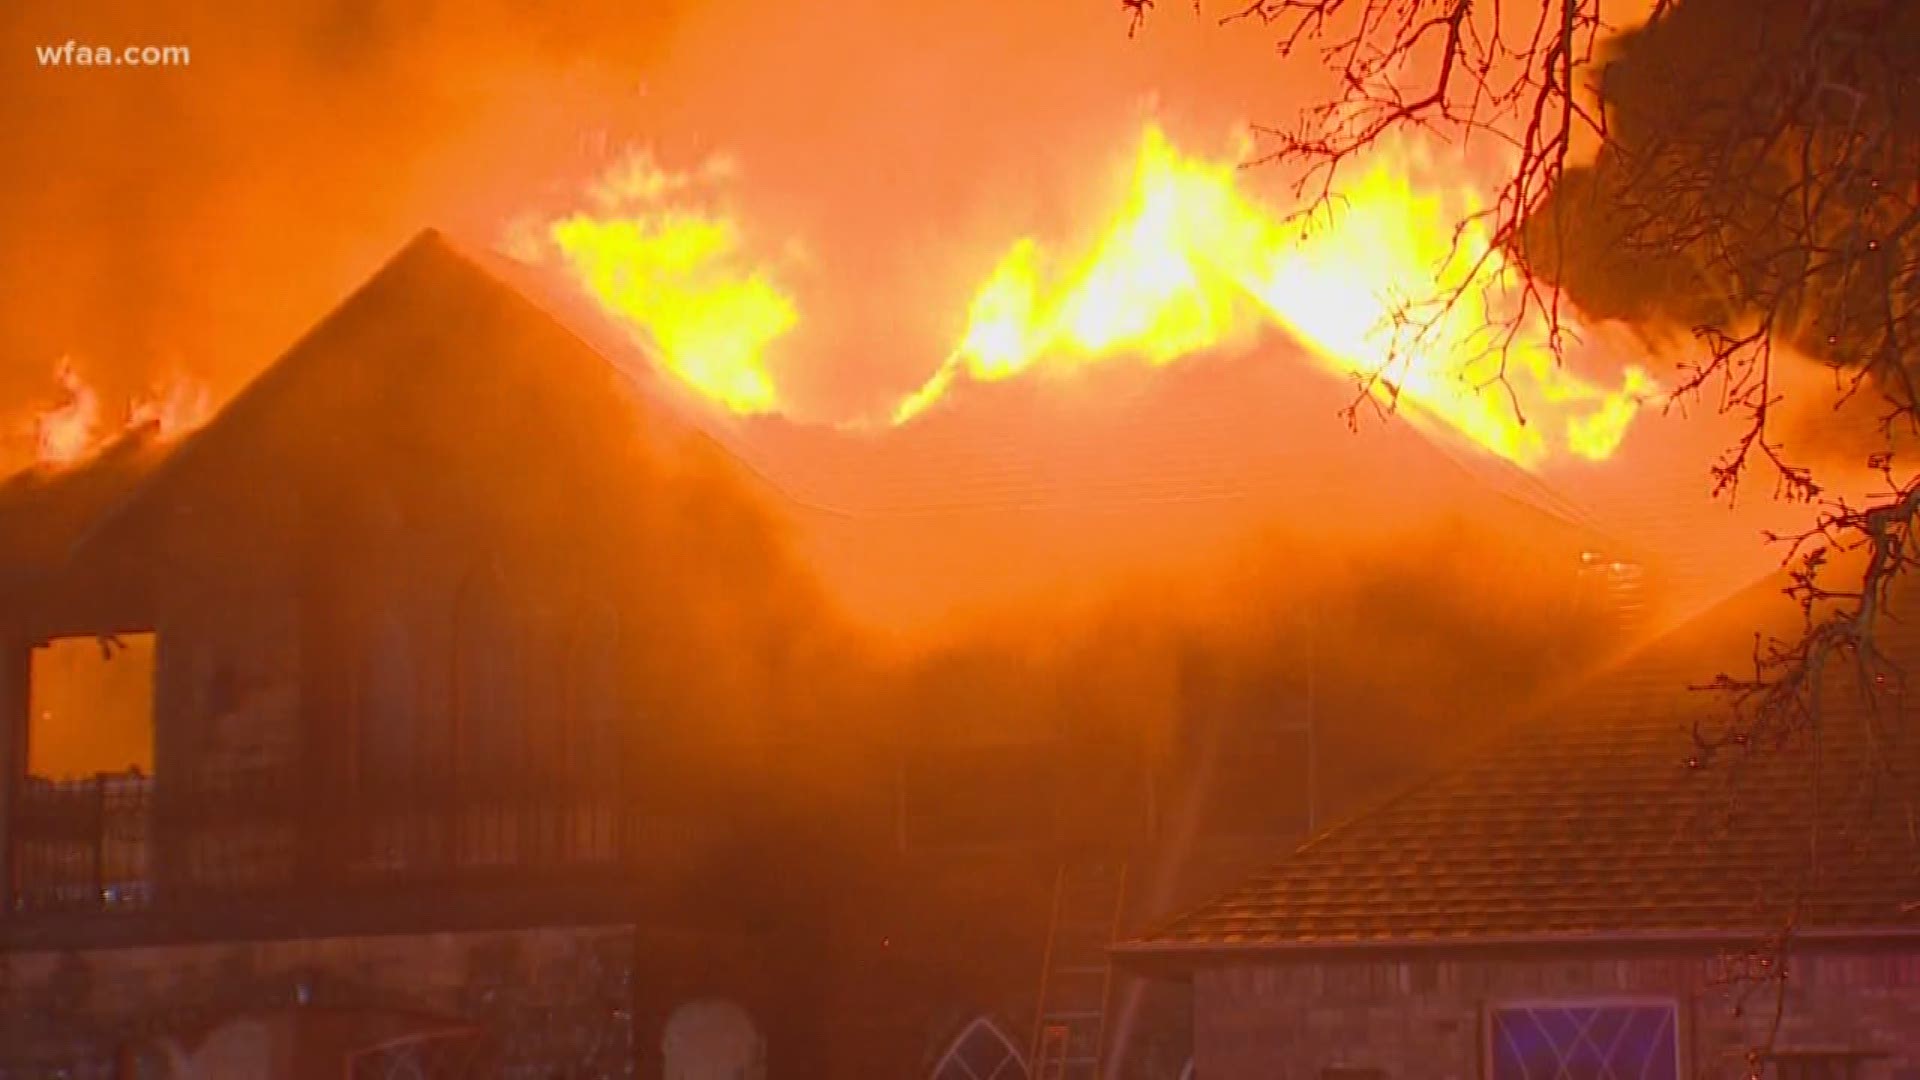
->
[1028, 861, 1128, 1080]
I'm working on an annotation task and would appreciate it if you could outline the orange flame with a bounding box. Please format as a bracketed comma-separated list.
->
[33, 359, 101, 467]
[30, 361, 211, 470]
[126, 376, 213, 440]
[899, 125, 1654, 466]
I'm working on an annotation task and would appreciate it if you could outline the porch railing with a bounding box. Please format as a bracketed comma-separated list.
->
[7, 770, 680, 917]
[12, 771, 153, 913]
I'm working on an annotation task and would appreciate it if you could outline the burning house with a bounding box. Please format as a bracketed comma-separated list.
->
[0, 228, 1649, 1077]
[10, 0, 1919, 1073]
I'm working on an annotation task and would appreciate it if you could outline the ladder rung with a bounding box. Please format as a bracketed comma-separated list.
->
[1048, 980, 1106, 997]
[1033, 862, 1128, 1080]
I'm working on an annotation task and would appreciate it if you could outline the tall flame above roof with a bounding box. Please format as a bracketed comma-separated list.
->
[517, 123, 1654, 471]
[898, 125, 1655, 468]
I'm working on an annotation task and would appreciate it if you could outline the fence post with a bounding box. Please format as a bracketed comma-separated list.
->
[0, 642, 29, 914]
[93, 772, 107, 907]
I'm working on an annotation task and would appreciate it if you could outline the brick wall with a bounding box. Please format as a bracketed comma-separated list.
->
[1191, 947, 1920, 1079]
[0, 924, 633, 1077]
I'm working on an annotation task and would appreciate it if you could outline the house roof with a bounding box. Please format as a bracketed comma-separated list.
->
[495, 244, 1795, 631]
[0, 428, 174, 590]
[1120, 572, 1920, 957]
[1, 222, 1813, 637]
[0, 227, 1636, 634]
[0, 229, 767, 588]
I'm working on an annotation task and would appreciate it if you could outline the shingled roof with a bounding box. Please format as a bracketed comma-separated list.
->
[1121, 573, 1920, 957]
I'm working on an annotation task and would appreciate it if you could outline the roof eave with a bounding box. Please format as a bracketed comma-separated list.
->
[1114, 923, 1920, 973]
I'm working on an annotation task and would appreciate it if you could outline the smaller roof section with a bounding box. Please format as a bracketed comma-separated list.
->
[0, 426, 176, 591]
[1121, 574, 1920, 958]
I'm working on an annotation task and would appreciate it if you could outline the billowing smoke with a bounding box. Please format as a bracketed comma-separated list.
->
[0, 0, 1681, 768]
[0, 0, 1635, 805]
[1523, 0, 1920, 468]
[0, 0, 676, 458]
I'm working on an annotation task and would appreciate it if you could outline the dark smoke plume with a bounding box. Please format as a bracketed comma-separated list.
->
[1528, 0, 1920, 372]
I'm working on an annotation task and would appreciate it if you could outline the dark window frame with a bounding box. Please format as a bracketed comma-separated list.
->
[1483, 997, 1682, 1080]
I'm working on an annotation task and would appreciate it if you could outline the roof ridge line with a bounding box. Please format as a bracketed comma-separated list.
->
[42, 229, 464, 578]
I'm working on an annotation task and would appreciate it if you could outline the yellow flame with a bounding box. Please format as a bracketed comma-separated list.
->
[901, 125, 1652, 466]
[536, 131, 1651, 467]
[543, 151, 796, 415]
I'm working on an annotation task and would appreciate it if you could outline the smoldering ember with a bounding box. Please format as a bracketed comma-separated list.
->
[5, 1, 1920, 1078]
